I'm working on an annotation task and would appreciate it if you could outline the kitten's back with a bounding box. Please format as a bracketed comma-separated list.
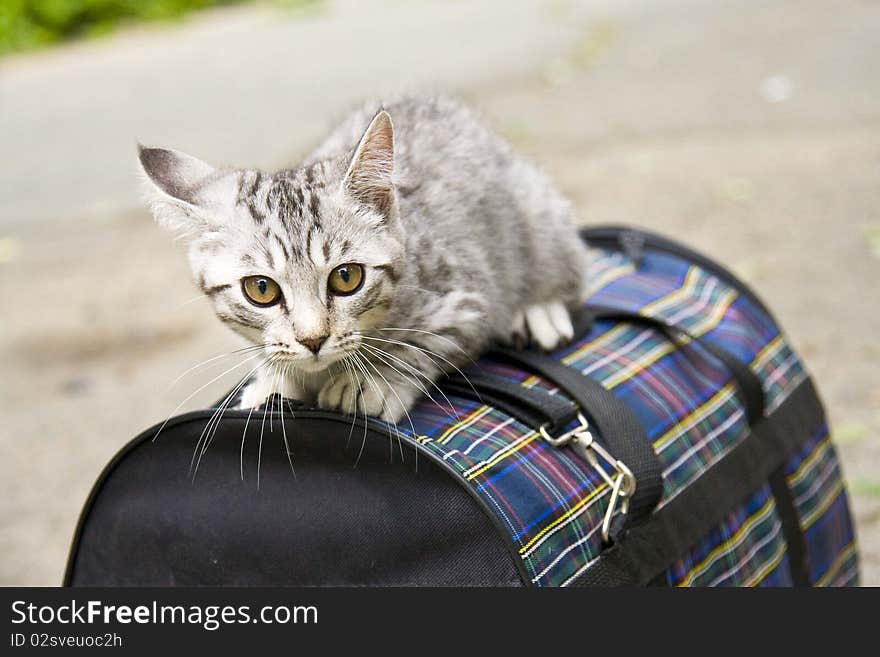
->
[307, 96, 587, 316]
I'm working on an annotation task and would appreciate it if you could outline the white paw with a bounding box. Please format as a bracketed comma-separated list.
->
[316, 374, 360, 415]
[238, 370, 298, 409]
[239, 376, 274, 409]
[510, 301, 574, 351]
[317, 370, 416, 424]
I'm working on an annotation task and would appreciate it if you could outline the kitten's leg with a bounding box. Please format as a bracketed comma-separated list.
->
[318, 348, 426, 424]
[504, 301, 574, 351]
[238, 365, 302, 409]
[316, 367, 361, 416]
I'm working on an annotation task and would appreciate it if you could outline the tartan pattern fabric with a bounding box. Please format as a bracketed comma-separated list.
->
[664, 484, 793, 587]
[663, 427, 859, 586]
[396, 246, 855, 586]
[784, 429, 859, 586]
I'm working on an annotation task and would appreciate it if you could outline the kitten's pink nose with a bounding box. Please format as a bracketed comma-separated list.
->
[298, 335, 327, 354]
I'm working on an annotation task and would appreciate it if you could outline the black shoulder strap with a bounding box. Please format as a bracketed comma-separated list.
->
[485, 303, 769, 547]
[573, 379, 821, 587]
[444, 301, 806, 586]
[488, 347, 665, 528]
[441, 372, 580, 434]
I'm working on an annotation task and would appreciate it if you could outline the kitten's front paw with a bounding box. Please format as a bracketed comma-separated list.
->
[316, 375, 360, 417]
[239, 377, 272, 409]
[317, 371, 417, 424]
[507, 301, 575, 351]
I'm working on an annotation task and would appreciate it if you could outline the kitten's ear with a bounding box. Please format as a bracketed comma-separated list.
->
[138, 145, 215, 205]
[343, 111, 395, 216]
[137, 144, 233, 233]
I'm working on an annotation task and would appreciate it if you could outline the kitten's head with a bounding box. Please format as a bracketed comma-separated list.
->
[139, 111, 403, 373]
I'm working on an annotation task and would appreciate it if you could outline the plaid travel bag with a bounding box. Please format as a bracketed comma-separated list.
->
[64, 226, 859, 587]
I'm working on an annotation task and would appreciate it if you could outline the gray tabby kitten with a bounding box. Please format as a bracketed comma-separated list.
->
[139, 97, 589, 422]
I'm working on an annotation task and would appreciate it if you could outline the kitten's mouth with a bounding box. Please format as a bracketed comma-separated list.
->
[266, 346, 345, 372]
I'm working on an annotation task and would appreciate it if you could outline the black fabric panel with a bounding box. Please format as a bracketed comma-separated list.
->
[574, 377, 825, 586]
[768, 467, 811, 586]
[488, 348, 664, 527]
[646, 571, 669, 587]
[67, 415, 523, 587]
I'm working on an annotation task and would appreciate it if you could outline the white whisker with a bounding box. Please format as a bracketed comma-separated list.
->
[378, 327, 474, 362]
[350, 352, 387, 467]
[191, 355, 271, 480]
[348, 356, 368, 460]
[166, 345, 266, 392]
[240, 403, 256, 481]
[256, 361, 282, 489]
[357, 353, 414, 463]
[154, 350, 264, 444]
[339, 357, 360, 448]
[360, 334, 480, 400]
[360, 342, 459, 422]
[278, 363, 296, 478]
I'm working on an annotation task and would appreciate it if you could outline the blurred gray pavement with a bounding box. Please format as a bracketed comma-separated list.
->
[1, 0, 878, 585]
[1, 0, 644, 229]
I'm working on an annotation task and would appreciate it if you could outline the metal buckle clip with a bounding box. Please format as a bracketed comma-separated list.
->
[538, 413, 590, 447]
[539, 414, 637, 545]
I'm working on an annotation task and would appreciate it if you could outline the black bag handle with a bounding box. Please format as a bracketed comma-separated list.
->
[580, 305, 765, 426]
[440, 372, 580, 434]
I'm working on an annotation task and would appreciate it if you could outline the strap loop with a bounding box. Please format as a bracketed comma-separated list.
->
[442, 372, 580, 435]
[577, 305, 766, 427]
[489, 346, 665, 532]
[538, 414, 638, 545]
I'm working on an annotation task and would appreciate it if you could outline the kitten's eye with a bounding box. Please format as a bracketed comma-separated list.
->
[241, 276, 282, 307]
[328, 264, 364, 296]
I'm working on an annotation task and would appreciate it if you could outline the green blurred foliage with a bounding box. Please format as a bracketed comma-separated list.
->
[0, 0, 250, 55]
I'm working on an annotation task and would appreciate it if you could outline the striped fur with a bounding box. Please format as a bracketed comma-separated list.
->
[139, 97, 590, 421]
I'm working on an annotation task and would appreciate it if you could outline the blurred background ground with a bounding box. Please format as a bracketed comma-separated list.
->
[1, 0, 878, 586]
